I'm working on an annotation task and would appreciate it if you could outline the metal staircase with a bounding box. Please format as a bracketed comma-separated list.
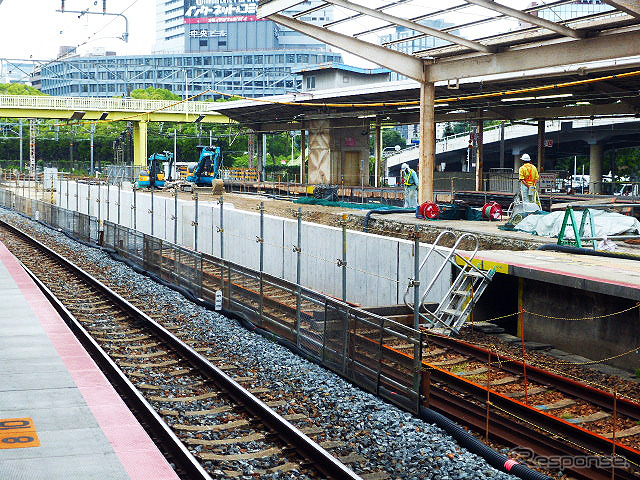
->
[404, 231, 495, 335]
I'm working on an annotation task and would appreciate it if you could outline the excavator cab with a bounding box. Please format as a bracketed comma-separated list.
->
[137, 151, 173, 188]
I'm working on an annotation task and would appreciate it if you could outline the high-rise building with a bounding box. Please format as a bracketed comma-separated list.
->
[155, 0, 333, 54]
[34, 0, 340, 98]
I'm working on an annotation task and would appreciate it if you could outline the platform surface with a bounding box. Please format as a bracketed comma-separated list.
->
[0, 241, 180, 480]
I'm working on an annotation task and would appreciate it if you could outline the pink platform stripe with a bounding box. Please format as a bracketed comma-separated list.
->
[0, 241, 180, 480]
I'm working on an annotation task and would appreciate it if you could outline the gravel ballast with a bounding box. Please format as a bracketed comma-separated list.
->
[0, 210, 517, 480]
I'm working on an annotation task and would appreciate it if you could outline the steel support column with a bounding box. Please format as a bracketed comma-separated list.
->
[537, 120, 545, 173]
[133, 121, 148, 167]
[475, 111, 484, 192]
[419, 80, 435, 204]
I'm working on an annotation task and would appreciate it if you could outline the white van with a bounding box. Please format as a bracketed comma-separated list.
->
[615, 183, 640, 197]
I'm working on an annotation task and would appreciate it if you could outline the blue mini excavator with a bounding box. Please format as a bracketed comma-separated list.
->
[137, 151, 174, 188]
[186, 146, 222, 186]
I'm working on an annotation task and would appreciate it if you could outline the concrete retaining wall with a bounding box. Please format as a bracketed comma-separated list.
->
[55, 180, 452, 307]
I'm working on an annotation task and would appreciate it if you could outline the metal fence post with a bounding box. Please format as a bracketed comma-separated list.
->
[173, 189, 178, 244]
[106, 182, 110, 223]
[133, 187, 137, 231]
[193, 192, 199, 251]
[87, 182, 91, 216]
[76, 180, 79, 212]
[340, 213, 347, 302]
[97, 181, 101, 224]
[413, 225, 422, 407]
[413, 225, 420, 330]
[218, 197, 224, 258]
[258, 201, 264, 324]
[65, 178, 69, 210]
[295, 207, 302, 347]
[117, 182, 121, 225]
[150, 187, 154, 236]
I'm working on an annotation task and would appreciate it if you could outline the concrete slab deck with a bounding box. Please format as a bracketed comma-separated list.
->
[0, 241, 180, 480]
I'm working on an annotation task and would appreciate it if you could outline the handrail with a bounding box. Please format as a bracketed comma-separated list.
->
[418, 233, 478, 310]
[0, 94, 219, 115]
[402, 230, 457, 309]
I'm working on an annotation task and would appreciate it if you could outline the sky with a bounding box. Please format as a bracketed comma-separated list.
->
[0, 0, 155, 61]
[0, 0, 541, 66]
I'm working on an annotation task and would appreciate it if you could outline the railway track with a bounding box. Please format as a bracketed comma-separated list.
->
[0, 220, 363, 480]
[3, 209, 640, 479]
[108, 225, 640, 480]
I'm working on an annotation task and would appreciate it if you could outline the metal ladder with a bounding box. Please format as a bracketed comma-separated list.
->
[404, 231, 495, 335]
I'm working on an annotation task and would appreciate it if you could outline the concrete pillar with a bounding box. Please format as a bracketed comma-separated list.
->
[589, 143, 604, 194]
[419, 80, 435, 203]
[475, 111, 484, 191]
[133, 121, 148, 167]
[537, 120, 545, 172]
[513, 153, 522, 172]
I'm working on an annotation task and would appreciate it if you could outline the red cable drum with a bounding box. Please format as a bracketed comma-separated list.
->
[420, 202, 441, 219]
[482, 201, 503, 221]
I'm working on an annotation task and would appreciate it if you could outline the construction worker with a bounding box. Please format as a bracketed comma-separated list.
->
[518, 153, 539, 203]
[401, 163, 419, 208]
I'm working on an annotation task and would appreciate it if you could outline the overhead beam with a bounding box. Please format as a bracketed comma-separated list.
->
[323, 0, 494, 53]
[425, 29, 640, 82]
[266, 13, 425, 81]
[464, 0, 583, 39]
[257, 0, 306, 18]
[603, 0, 640, 18]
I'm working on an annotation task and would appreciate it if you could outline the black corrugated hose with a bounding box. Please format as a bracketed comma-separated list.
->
[363, 208, 415, 232]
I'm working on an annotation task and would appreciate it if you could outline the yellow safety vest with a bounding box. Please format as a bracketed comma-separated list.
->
[404, 169, 417, 187]
[519, 163, 539, 187]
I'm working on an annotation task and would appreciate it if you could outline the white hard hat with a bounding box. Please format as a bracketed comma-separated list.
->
[401, 163, 409, 170]
[520, 153, 531, 162]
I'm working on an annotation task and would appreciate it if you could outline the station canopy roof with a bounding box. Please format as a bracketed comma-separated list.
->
[209, 1, 640, 131]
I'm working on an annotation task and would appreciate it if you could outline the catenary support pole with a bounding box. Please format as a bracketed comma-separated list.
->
[419, 80, 436, 203]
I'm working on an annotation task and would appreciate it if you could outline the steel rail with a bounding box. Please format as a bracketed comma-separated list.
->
[428, 334, 640, 421]
[347, 330, 640, 479]
[0, 219, 363, 480]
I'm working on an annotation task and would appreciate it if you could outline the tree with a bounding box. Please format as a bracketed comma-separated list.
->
[0, 83, 46, 95]
[130, 87, 180, 101]
[382, 129, 405, 149]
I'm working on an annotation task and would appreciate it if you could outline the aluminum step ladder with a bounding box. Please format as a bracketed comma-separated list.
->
[404, 231, 494, 335]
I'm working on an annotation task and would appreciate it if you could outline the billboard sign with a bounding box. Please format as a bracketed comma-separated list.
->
[184, 0, 263, 23]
